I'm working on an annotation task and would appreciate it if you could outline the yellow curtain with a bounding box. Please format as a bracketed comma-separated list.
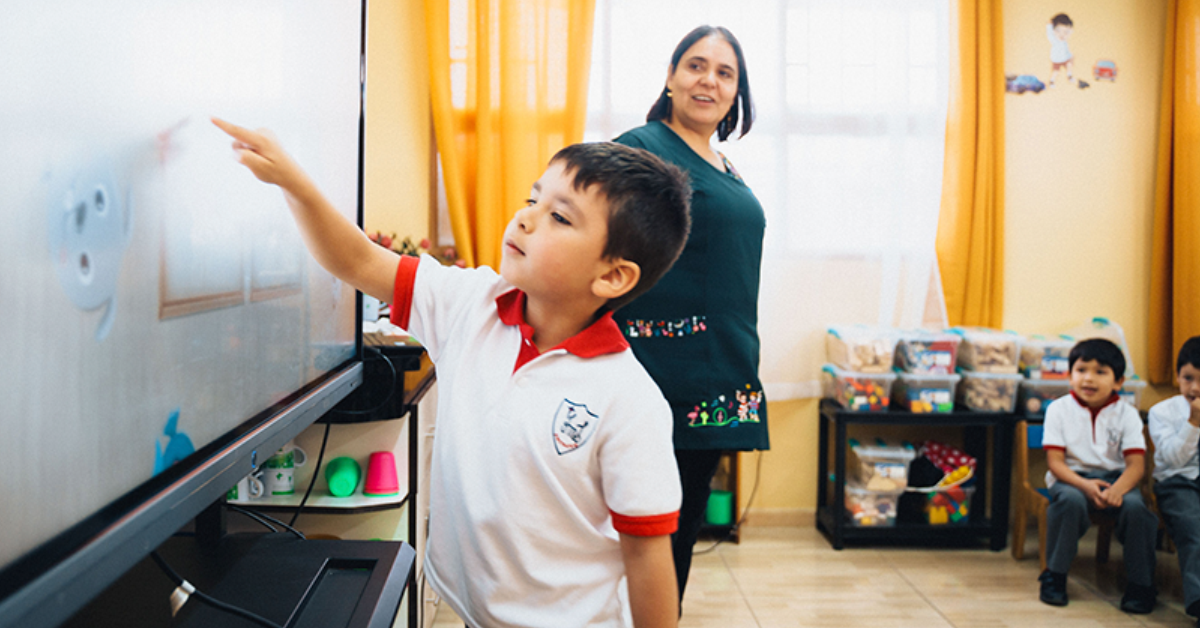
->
[425, 0, 595, 269]
[1149, 0, 1200, 384]
[936, 0, 1005, 328]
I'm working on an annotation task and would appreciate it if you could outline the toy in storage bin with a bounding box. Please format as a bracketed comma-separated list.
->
[848, 441, 915, 491]
[822, 364, 895, 412]
[949, 327, 1021, 373]
[845, 484, 903, 527]
[893, 372, 961, 413]
[919, 485, 974, 525]
[1018, 377, 1070, 416]
[1019, 335, 1073, 379]
[826, 325, 897, 373]
[895, 329, 960, 374]
[958, 371, 1023, 412]
[1119, 377, 1147, 409]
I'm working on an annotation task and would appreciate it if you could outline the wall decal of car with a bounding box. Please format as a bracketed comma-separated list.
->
[1093, 59, 1117, 81]
[1005, 74, 1046, 94]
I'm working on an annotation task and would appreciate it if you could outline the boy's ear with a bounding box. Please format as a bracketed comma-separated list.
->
[592, 258, 640, 301]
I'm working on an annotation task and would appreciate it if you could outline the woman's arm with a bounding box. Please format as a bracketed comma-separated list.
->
[620, 533, 678, 628]
[212, 118, 399, 303]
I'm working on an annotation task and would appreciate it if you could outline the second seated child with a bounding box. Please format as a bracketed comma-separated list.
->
[1149, 335, 1200, 625]
[213, 118, 692, 628]
[1039, 338, 1158, 613]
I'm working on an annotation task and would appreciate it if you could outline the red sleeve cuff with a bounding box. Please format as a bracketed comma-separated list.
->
[611, 510, 679, 537]
[1123, 448, 1146, 457]
[1043, 445, 1066, 452]
[389, 255, 420, 329]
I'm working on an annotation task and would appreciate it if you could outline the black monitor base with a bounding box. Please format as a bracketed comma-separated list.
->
[64, 533, 414, 628]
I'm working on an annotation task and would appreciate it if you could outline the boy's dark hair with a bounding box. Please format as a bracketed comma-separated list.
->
[1069, 338, 1125, 380]
[1178, 336, 1200, 373]
[550, 142, 691, 312]
[1051, 13, 1073, 28]
[646, 25, 755, 142]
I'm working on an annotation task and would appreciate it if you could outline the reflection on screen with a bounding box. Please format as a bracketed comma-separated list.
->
[0, 0, 361, 569]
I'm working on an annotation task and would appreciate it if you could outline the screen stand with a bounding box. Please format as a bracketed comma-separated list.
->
[195, 500, 227, 554]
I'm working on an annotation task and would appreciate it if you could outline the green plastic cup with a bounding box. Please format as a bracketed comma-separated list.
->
[706, 490, 734, 526]
[324, 456, 361, 497]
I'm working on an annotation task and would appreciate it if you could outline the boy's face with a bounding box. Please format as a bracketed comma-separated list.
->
[1179, 363, 1200, 403]
[1070, 359, 1123, 408]
[1053, 24, 1072, 41]
[500, 161, 614, 302]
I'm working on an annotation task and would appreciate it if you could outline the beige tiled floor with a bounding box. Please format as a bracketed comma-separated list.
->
[431, 525, 1196, 627]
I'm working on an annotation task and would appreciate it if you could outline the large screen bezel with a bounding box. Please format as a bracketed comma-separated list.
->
[0, 1, 369, 625]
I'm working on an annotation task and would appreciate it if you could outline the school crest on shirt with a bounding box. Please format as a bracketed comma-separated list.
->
[552, 399, 599, 455]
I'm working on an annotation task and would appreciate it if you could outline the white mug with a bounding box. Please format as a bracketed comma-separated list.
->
[263, 441, 308, 496]
[227, 471, 264, 501]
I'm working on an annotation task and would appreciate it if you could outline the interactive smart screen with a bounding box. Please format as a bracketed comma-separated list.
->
[0, 0, 363, 615]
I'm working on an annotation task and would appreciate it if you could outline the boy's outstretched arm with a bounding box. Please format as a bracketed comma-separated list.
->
[211, 117, 398, 303]
[620, 533, 678, 628]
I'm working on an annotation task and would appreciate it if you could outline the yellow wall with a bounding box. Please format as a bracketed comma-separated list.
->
[1004, 0, 1165, 377]
[740, 0, 1171, 521]
[363, 0, 431, 239]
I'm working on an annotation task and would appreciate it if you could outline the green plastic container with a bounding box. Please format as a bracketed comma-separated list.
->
[706, 490, 734, 526]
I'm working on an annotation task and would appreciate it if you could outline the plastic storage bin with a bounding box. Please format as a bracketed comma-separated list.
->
[825, 326, 897, 373]
[895, 330, 961, 375]
[958, 371, 1023, 413]
[1119, 377, 1148, 409]
[917, 485, 975, 525]
[1060, 317, 1138, 379]
[893, 372, 961, 413]
[949, 327, 1021, 373]
[1019, 336, 1073, 379]
[849, 443, 916, 491]
[845, 484, 903, 527]
[822, 365, 896, 412]
[1018, 378, 1070, 416]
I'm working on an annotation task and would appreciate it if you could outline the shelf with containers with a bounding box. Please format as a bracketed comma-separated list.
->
[818, 326, 1015, 550]
[816, 399, 1015, 551]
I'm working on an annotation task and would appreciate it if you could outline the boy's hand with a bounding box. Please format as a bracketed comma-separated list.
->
[1083, 478, 1111, 509]
[1099, 486, 1124, 509]
[1189, 396, 1200, 427]
[211, 117, 302, 188]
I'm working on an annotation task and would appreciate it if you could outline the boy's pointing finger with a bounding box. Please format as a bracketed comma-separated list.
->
[211, 117, 256, 145]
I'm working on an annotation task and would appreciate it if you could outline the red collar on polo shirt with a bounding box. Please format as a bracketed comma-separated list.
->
[495, 289, 629, 373]
[1071, 391, 1121, 442]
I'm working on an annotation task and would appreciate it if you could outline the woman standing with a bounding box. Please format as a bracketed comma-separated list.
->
[614, 25, 768, 603]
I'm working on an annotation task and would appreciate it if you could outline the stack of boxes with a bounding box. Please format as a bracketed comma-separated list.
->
[822, 317, 1149, 528]
[821, 318, 1147, 416]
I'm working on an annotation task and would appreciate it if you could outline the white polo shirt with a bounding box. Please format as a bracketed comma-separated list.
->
[1149, 395, 1200, 481]
[1042, 392, 1146, 488]
[391, 255, 682, 628]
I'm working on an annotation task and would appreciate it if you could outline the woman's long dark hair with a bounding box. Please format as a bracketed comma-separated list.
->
[646, 25, 755, 142]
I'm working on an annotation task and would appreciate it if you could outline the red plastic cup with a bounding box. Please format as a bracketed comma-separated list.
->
[363, 451, 399, 497]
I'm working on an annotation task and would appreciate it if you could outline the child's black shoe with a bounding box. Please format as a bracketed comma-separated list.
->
[1038, 569, 1068, 606]
[1120, 583, 1156, 614]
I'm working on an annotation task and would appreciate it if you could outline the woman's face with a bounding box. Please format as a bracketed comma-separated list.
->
[666, 35, 739, 135]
